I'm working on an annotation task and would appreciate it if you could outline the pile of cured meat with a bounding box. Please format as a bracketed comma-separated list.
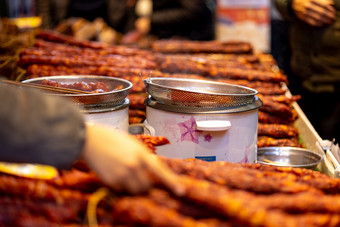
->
[0, 135, 340, 227]
[18, 30, 302, 148]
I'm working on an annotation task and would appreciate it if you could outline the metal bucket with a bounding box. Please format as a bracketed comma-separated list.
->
[22, 75, 132, 131]
[143, 78, 262, 162]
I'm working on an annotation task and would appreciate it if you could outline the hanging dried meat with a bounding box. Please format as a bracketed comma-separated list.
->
[15, 30, 305, 149]
[258, 123, 299, 138]
[34, 39, 152, 57]
[156, 54, 288, 83]
[257, 136, 302, 148]
[36, 30, 106, 49]
[18, 53, 157, 69]
[0, 148, 338, 227]
[258, 111, 297, 124]
[151, 39, 253, 54]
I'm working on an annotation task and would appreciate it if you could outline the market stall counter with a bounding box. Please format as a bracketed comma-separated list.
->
[1, 29, 340, 226]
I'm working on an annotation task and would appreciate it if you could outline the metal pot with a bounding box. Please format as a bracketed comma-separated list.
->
[81, 98, 130, 131]
[22, 75, 132, 131]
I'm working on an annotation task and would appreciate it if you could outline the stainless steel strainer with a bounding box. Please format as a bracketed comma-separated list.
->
[22, 75, 132, 106]
[144, 77, 258, 108]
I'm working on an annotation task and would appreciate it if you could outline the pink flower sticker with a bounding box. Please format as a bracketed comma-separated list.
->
[204, 134, 212, 142]
[177, 117, 200, 144]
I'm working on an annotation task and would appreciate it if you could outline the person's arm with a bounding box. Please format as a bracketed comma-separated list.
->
[0, 82, 183, 195]
[0, 82, 86, 169]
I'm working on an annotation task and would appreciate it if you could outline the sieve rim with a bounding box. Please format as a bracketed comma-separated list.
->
[144, 77, 258, 108]
[145, 77, 258, 97]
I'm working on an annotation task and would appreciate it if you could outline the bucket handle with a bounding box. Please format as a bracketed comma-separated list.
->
[195, 120, 231, 131]
[143, 120, 156, 136]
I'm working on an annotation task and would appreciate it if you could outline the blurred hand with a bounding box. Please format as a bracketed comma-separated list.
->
[293, 0, 335, 26]
[82, 123, 183, 195]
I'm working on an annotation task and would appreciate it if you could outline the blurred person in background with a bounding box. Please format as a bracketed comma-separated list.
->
[122, 0, 216, 43]
[33, 0, 215, 42]
[0, 80, 183, 195]
[1, 0, 215, 44]
[34, 0, 136, 35]
[275, 0, 340, 143]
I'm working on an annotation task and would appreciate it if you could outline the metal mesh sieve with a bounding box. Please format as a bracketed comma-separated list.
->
[144, 78, 258, 108]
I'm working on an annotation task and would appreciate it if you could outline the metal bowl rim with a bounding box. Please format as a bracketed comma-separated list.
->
[257, 146, 324, 168]
[22, 75, 133, 97]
